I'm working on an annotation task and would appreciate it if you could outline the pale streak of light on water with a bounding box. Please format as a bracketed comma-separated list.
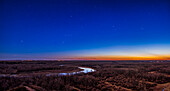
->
[0, 66, 96, 77]
[46, 67, 95, 76]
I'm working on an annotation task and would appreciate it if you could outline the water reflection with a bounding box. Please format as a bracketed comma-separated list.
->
[0, 66, 96, 77]
[47, 67, 96, 76]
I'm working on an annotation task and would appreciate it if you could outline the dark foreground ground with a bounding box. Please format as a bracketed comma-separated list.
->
[0, 60, 170, 91]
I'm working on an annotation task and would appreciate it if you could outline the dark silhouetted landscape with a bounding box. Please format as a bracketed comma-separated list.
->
[0, 60, 170, 91]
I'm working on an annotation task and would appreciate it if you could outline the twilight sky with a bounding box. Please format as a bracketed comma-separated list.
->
[0, 0, 170, 60]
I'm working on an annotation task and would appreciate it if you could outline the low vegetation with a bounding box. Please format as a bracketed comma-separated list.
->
[0, 61, 170, 91]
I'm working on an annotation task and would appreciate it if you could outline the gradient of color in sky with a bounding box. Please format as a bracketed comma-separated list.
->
[0, 0, 170, 60]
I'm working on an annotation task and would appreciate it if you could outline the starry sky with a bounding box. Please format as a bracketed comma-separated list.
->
[0, 0, 170, 60]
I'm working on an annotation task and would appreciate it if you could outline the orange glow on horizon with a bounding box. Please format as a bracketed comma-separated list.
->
[65, 55, 170, 60]
[57, 44, 170, 61]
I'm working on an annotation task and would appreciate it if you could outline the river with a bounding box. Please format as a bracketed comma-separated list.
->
[0, 66, 96, 77]
[46, 66, 95, 76]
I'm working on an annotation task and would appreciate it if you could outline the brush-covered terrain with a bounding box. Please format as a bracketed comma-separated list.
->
[0, 61, 170, 91]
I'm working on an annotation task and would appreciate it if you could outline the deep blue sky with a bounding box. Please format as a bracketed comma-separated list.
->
[0, 0, 170, 60]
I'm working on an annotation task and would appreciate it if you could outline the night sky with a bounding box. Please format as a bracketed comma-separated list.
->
[0, 0, 170, 60]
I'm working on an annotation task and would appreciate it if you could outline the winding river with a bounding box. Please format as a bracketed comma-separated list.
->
[47, 67, 95, 76]
[0, 66, 96, 77]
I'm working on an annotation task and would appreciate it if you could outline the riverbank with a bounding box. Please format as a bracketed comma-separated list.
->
[0, 65, 96, 77]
